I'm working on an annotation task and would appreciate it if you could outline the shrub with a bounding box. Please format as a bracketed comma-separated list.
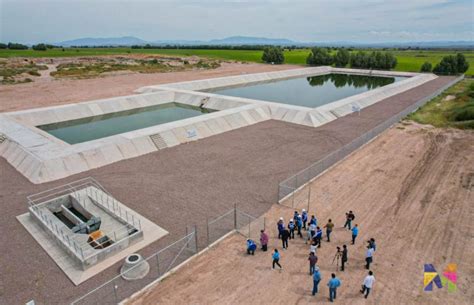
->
[420, 62, 432, 72]
[333, 49, 350, 67]
[349, 51, 397, 70]
[450, 103, 474, 121]
[261, 47, 284, 64]
[455, 53, 469, 74]
[0, 43, 7, 49]
[433, 53, 469, 75]
[306, 47, 333, 66]
[468, 82, 474, 98]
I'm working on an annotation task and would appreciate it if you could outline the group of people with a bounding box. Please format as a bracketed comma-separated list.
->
[244, 208, 378, 301]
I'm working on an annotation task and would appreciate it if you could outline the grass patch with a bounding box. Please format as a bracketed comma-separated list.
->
[407, 78, 474, 129]
[0, 62, 47, 84]
[1, 48, 473, 75]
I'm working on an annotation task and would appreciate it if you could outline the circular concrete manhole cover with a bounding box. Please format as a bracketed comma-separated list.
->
[121, 253, 150, 281]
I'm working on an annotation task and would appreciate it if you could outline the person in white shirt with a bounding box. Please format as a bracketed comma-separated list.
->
[365, 246, 374, 269]
[360, 271, 375, 298]
[310, 241, 317, 254]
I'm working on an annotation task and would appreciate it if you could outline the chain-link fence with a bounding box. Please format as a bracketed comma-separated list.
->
[71, 206, 264, 304]
[71, 231, 197, 305]
[278, 75, 464, 207]
[207, 208, 235, 245]
[235, 209, 266, 240]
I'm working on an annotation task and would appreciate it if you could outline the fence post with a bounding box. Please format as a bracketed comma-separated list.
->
[292, 177, 296, 208]
[307, 184, 311, 213]
[206, 218, 210, 247]
[113, 280, 119, 304]
[248, 216, 251, 239]
[156, 254, 160, 276]
[263, 217, 266, 231]
[234, 204, 237, 230]
[185, 226, 189, 249]
[194, 225, 199, 253]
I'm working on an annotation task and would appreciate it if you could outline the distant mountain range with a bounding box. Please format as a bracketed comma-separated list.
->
[58, 35, 473, 48]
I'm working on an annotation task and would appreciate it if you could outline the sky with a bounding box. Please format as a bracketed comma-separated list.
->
[1, 0, 473, 44]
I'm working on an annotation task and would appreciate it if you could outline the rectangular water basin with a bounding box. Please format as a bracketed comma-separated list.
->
[210, 73, 407, 108]
[37, 102, 215, 144]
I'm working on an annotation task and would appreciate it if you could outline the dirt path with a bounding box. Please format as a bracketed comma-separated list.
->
[128, 123, 474, 305]
[0, 62, 299, 113]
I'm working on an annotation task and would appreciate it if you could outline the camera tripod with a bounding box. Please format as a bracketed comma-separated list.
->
[332, 250, 342, 270]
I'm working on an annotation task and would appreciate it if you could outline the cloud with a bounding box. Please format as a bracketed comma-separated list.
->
[0, 0, 472, 43]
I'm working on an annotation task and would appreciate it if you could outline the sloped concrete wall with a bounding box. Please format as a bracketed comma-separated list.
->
[0, 67, 437, 184]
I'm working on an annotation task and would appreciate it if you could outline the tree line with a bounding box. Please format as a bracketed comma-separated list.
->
[262, 47, 397, 70]
[261, 47, 469, 75]
[0, 42, 58, 50]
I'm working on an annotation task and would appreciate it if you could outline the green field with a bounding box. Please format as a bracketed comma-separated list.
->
[407, 79, 474, 129]
[1, 48, 473, 76]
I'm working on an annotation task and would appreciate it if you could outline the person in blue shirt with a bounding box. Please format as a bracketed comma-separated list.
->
[310, 215, 317, 226]
[293, 210, 299, 222]
[277, 217, 284, 239]
[272, 249, 282, 269]
[351, 224, 359, 245]
[312, 266, 322, 295]
[246, 239, 257, 255]
[314, 227, 323, 248]
[368, 238, 376, 251]
[327, 273, 341, 302]
[288, 219, 295, 239]
[302, 209, 308, 230]
[296, 215, 303, 238]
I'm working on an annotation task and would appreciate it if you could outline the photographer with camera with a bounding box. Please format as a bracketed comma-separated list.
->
[341, 245, 348, 271]
[344, 211, 355, 230]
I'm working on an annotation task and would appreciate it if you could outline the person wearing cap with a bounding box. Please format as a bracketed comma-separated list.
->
[260, 229, 268, 251]
[312, 266, 322, 295]
[246, 239, 257, 255]
[277, 217, 285, 240]
[302, 209, 308, 230]
[288, 219, 295, 239]
[296, 215, 303, 238]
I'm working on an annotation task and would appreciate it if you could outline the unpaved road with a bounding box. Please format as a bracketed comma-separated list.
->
[0, 62, 299, 112]
[128, 123, 474, 305]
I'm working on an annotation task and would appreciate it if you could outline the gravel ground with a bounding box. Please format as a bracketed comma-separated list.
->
[0, 62, 300, 113]
[128, 123, 474, 305]
[0, 76, 456, 304]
